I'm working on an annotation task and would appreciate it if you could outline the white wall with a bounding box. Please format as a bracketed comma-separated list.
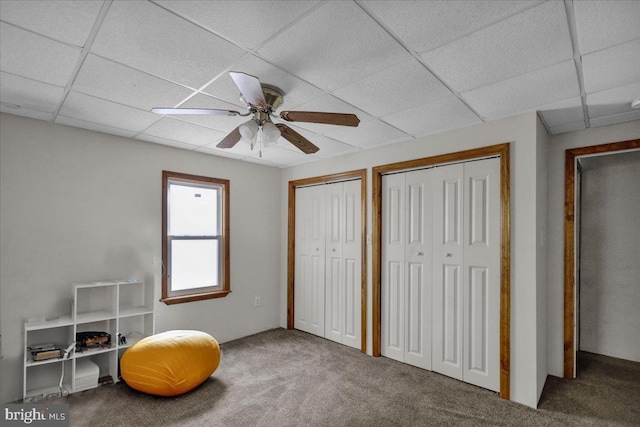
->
[546, 120, 640, 378]
[280, 113, 543, 408]
[535, 116, 549, 402]
[578, 151, 640, 362]
[0, 113, 282, 403]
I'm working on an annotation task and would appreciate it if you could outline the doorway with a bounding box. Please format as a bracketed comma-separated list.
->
[563, 138, 640, 377]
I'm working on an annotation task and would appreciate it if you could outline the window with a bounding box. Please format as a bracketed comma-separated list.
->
[161, 171, 230, 304]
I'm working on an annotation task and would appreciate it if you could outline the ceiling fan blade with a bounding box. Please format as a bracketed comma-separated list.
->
[279, 111, 360, 127]
[229, 71, 266, 108]
[276, 124, 319, 154]
[216, 127, 242, 149]
[151, 107, 241, 116]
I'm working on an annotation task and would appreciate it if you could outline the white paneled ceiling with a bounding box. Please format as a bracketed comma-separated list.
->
[1, 0, 639, 168]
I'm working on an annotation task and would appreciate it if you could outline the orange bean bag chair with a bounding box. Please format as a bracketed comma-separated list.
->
[121, 330, 220, 396]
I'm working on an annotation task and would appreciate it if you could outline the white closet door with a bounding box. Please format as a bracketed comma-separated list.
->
[432, 163, 464, 381]
[294, 186, 312, 333]
[325, 183, 344, 344]
[294, 185, 325, 337]
[404, 169, 433, 370]
[462, 158, 500, 392]
[341, 180, 362, 349]
[381, 173, 406, 362]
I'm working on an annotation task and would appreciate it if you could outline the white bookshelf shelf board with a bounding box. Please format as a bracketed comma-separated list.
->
[119, 306, 153, 318]
[25, 316, 73, 331]
[75, 311, 117, 324]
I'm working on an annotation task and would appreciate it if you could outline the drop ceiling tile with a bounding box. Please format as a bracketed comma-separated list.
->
[0, 23, 82, 86]
[0, 72, 65, 112]
[136, 133, 200, 150]
[589, 110, 640, 129]
[239, 155, 280, 168]
[174, 94, 248, 132]
[462, 61, 580, 120]
[0, 0, 103, 46]
[421, 1, 573, 92]
[582, 39, 640, 94]
[587, 82, 640, 119]
[257, 1, 411, 91]
[258, 146, 316, 167]
[362, 0, 542, 53]
[316, 118, 410, 149]
[333, 59, 451, 117]
[537, 96, 584, 128]
[156, 1, 320, 49]
[55, 115, 138, 138]
[72, 55, 193, 111]
[194, 144, 244, 160]
[201, 55, 324, 110]
[59, 91, 161, 132]
[574, 0, 640, 54]
[549, 121, 586, 135]
[91, 1, 245, 89]
[0, 105, 52, 121]
[383, 96, 481, 137]
[142, 117, 227, 146]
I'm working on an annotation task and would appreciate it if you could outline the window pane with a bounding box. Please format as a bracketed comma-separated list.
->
[169, 183, 218, 236]
[170, 239, 219, 291]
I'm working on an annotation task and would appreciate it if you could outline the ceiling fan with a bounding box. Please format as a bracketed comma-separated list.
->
[151, 72, 360, 156]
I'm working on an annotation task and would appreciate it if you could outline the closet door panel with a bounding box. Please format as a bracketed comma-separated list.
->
[341, 180, 361, 349]
[307, 185, 326, 337]
[325, 183, 343, 343]
[463, 158, 500, 391]
[381, 174, 405, 361]
[432, 164, 464, 380]
[404, 170, 432, 370]
[295, 187, 314, 333]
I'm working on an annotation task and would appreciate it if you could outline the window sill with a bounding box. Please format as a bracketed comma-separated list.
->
[161, 290, 231, 305]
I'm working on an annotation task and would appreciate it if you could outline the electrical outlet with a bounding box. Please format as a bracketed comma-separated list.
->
[254, 296, 261, 307]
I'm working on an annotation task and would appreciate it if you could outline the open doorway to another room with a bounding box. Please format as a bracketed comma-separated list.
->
[548, 139, 640, 424]
[564, 140, 640, 376]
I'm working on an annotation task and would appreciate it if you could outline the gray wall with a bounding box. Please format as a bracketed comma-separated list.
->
[579, 151, 640, 362]
[0, 113, 283, 403]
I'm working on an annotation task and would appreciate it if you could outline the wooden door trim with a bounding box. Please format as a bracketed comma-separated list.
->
[372, 143, 511, 399]
[563, 138, 640, 378]
[287, 169, 368, 353]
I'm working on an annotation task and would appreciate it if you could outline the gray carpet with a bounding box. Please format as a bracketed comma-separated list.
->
[50, 329, 637, 426]
[539, 351, 640, 425]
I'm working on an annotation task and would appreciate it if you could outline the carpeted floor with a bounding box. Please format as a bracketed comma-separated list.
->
[538, 351, 640, 425]
[51, 328, 638, 426]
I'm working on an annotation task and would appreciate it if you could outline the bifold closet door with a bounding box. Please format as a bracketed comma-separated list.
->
[381, 170, 432, 370]
[461, 158, 500, 392]
[381, 157, 500, 393]
[325, 180, 361, 349]
[294, 185, 325, 337]
[295, 181, 361, 350]
[432, 158, 500, 392]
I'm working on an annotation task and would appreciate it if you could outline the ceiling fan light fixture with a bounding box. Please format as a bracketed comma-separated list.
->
[262, 121, 281, 146]
[239, 119, 259, 142]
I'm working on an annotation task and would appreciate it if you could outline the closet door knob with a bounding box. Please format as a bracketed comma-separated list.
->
[417, 251, 424, 256]
[332, 249, 336, 252]
[445, 253, 452, 257]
